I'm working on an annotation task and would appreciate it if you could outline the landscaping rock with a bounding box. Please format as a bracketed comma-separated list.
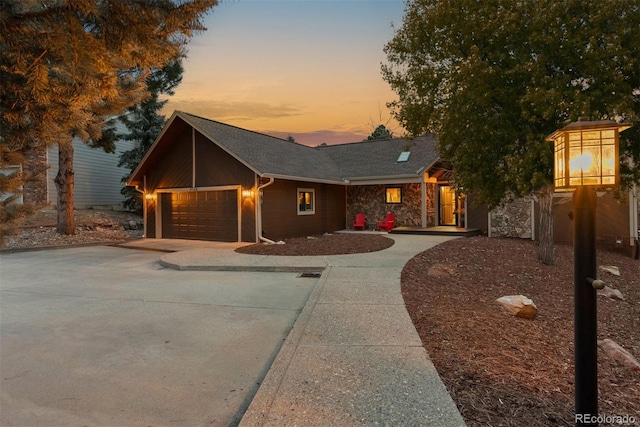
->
[598, 286, 625, 301]
[496, 295, 537, 319]
[598, 339, 640, 372]
[600, 265, 621, 276]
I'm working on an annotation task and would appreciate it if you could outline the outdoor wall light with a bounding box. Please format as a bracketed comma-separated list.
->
[546, 118, 630, 190]
[144, 193, 156, 200]
[242, 189, 254, 198]
[547, 117, 630, 427]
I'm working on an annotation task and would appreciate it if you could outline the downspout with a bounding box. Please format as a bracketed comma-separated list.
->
[135, 186, 146, 238]
[257, 177, 281, 244]
[344, 180, 350, 230]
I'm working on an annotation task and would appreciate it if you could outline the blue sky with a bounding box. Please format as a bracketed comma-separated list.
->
[162, 0, 406, 145]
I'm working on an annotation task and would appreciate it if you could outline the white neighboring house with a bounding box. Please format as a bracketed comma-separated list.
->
[47, 120, 136, 209]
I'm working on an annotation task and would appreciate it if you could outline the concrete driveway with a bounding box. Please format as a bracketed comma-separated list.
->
[0, 245, 316, 426]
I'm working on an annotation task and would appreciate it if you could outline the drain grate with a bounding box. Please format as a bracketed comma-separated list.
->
[297, 272, 322, 278]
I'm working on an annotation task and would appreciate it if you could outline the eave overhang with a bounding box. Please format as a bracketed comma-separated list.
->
[260, 173, 346, 186]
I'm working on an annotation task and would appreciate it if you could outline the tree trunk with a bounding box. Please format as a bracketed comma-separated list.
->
[537, 185, 554, 265]
[54, 138, 75, 235]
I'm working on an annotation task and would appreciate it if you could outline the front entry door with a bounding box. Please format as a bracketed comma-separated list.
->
[439, 185, 457, 226]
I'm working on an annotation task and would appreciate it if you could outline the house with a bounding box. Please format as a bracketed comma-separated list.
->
[127, 111, 486, 242]
[10, 120, 136, 209]
[127, 111, 639, 257]
[47, 124, 136, 208]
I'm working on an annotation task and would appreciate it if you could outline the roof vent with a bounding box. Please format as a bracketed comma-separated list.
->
[397, 151, 410, 162]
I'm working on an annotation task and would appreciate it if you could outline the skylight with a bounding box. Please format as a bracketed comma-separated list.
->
[397, 151, 410, 162]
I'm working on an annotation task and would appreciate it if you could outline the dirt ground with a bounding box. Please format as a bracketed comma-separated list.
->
[4, 213, 639, 426]
[2, 206, 143, 249]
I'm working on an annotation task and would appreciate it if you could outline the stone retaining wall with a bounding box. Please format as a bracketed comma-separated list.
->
[490, 196, 534, 239]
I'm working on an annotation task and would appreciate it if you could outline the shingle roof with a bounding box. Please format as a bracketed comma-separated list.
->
[129, 111, 441, 186]
[319, 136, 440, 181]
[180, 112, 342, 182]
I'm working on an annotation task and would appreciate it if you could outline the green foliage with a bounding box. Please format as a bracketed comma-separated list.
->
[118, 61, 184, 213]
[365, 124, 394, 141]
[383, 0, 640, 208]
[0, 0, 217, 233]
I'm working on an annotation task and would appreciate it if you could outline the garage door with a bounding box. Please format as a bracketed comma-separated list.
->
[161, 190, 238, 241]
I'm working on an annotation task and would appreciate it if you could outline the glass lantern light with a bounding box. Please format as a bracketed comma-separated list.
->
[546, 118, 630, 191]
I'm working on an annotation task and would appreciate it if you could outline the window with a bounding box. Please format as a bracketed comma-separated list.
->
[385, 187, 402, 204]
[297, 188, 315, 215]
[397, 151, 410, 162]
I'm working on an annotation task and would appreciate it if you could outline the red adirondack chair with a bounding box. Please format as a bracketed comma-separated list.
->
[352, 213, 367, 230]
[377, 212, 395, 232]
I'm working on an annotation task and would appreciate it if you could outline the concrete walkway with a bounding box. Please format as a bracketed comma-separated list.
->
[127, 234, 467, 426]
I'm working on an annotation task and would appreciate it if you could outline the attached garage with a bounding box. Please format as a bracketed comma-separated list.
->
[127, 111, 349, 244]
[158, 188, 240, 242]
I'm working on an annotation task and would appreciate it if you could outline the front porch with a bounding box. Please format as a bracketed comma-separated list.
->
[390, 225, 482, 237]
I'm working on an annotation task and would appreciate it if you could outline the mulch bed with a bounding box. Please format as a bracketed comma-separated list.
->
[235, 233, 394, 255]
[402, 236, 639, 426]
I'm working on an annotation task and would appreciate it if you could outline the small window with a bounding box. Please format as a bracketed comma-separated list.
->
[385, 187, 402, 204]
[397, 151, 410, 162]
[297, 188, 315, 215]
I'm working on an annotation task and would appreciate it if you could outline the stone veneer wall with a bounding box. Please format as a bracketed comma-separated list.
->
[346, 183, 436, 229]
[490, 195, 534, 239]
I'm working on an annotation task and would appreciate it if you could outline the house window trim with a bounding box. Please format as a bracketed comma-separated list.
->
[297, 188, 315, 215]
[385, 186, 402, 204]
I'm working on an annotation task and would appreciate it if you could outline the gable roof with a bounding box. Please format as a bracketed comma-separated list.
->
[128, 111, 441, 187]
[178, 112, 343, 182]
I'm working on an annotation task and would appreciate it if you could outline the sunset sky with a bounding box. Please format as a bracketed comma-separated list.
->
[161, 0, 406, 146]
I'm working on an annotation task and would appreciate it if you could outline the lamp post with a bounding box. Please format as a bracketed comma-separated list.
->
[546, 118, 630, 426]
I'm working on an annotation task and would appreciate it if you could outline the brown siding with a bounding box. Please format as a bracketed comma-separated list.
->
[146, 198, 156, 238]
[194, 132, 256, 242]
[240, 196, 257, 242]
[552, 197, 573, 245]
[194, 132, 255, 188]
[261, 180, 346, 240]
[147, 129, 192, 190]
[466, 194, 488, 233]
[554, 193, 632, 254]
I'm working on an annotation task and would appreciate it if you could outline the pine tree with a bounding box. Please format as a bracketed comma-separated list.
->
[365, 125, 393, 141]
[0, 144, 37, 246]
[0, 0, 217, 234]
[118, 61, 184, 213]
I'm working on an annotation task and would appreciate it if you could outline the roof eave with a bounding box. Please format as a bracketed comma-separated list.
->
[262, 173, 346, 185]
[346, 174, 425, 185]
